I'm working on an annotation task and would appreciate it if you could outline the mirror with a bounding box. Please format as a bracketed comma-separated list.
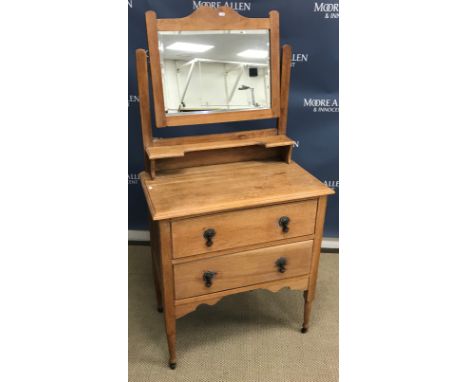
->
[158, 30, 271, 115]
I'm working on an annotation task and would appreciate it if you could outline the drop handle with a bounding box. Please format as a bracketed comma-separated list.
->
[278, 216, 290, 233]
[203, 228, 216, 247]
[203, 271, 217, 287]
[275, 257, 287, 273]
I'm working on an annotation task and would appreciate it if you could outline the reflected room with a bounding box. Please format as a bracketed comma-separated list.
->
[158, 30, 271, 115]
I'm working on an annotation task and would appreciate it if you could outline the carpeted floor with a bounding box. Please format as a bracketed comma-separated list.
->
[129, 245, 338, 382]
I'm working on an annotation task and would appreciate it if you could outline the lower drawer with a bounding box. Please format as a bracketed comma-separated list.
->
[173, 240, 313, 300]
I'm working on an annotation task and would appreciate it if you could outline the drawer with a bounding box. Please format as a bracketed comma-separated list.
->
[171, 200, 317, 259]
[173, 240, 313, 300]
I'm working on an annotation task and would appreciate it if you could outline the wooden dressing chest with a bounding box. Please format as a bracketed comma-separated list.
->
[135, 6, 334, 369]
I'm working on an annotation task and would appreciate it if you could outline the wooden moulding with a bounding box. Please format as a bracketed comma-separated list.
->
[156, 6, 271, 31]
[174, 275, 309, 319]
[145, 6, 281, 127]
[146, 134, 294, 160]
[146, 128, 295, 174]
[139, 161, 335, 221]
[154, 145, 285, 173]
[164, 109, 276, 127]
[153, 128, 277, 146]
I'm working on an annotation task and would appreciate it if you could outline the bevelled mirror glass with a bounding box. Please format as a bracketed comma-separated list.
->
[158, 30, 271, 115]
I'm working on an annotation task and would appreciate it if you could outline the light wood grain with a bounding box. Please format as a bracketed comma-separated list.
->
[156, 6, 270, 31]
[171, 200, 317, 259]
[164, 108, 276, 127]
[174, 275, 309, 319]
[149, 218, 163, 311]
[135, 49, 153, 173]
[152, 128, 277, 147]
[155, 145, 283, 172]
[135, 8, 334, 368]
[140, 161, 334, 220]
[157, 221, 176, 365]
[173, 240, 313, 299]
[172, 235, 314, 265]
[145, 11, 167, 127]
[283, 145, 293, 164]
[269, 11, 281, 117]
[307, 196, 328, 300]
[146, 135, 294, 160]
[144, 6, 280, 127]
[303, 195, 328, 332]
[278, 44, 292, 135]
[152, 130, 285, 171]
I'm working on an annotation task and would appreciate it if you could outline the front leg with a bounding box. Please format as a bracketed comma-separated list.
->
[149, 222, 163, 312]
[157, 220, 178, 369]
[302, 196, 327, 333]
[164, 310, 177, 369]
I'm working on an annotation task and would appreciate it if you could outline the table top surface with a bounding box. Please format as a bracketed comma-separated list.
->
[140, 160, 335, 220]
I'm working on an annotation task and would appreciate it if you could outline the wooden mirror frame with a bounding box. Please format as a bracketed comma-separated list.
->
[145, 6, 281, 128]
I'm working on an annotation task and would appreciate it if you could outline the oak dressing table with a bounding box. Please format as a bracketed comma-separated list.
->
[135, 6, 334, 369]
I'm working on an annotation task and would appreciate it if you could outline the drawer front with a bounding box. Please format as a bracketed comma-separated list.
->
[171, 200, 317, 259]
[173, 240, 313, 300]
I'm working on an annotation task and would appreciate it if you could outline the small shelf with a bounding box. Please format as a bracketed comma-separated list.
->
[146, 134, 295, 160]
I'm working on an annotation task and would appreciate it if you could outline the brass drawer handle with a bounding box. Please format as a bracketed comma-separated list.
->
[203, 271, 217, 287]
[203, 228, 216, 247]
[275, 257, 287, 273]
[278, 216, 290, 233]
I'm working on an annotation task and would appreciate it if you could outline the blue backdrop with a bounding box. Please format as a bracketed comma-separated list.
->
[128, 0, 339, 237]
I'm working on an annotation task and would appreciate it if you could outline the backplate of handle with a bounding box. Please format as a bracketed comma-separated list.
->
[203, 228, 216, 247]
[275, 257, 287, 273]
[278, 216, 290, 233]
[203, 271, 217, 287]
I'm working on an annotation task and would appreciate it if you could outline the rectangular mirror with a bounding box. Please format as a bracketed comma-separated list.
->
[158, 30, 271, 115]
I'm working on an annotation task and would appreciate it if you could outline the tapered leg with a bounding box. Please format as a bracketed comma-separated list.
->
[302, 290, 313, 333]
[157, 221, 178, 369]
[302, 196, 328, 333]
[164, 310, 177, 369]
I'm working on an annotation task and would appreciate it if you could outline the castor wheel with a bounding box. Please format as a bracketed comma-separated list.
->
[157, 306, 163, 313]
[301, 327, 308, 333]
[169, 362, 177, 370]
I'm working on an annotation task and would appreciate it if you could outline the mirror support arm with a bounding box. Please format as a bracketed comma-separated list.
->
[227, 65, 244, 105]
[179, 61, 197, 109]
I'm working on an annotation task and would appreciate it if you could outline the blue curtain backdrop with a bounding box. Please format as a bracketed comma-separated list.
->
[128, 0, 339, 237]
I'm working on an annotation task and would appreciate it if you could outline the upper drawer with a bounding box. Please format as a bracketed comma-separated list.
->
[171, 199, 317, 259]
